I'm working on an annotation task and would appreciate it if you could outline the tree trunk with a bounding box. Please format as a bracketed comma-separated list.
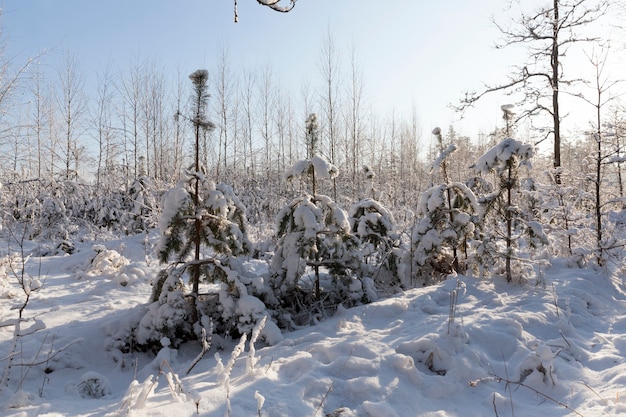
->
[505, 163, 513, 282]
[552, 0, 562, 183]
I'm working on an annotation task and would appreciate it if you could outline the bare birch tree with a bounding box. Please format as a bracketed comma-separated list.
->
[319, 26, 341, 199]
[214, 44, 234, 181]
[118, 58, 144, 179]
[344, 44, 367, 197]
[56, 50, 87, 180]
[457, 0, 608, 183]
[92, 61, 118, 187]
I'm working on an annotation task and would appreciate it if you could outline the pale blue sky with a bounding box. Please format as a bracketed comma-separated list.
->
[2, 0, 588, 141]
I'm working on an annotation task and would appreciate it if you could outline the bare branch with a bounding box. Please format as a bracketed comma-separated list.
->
[454, 67, 552, 113]
[256, 0, 297, 13]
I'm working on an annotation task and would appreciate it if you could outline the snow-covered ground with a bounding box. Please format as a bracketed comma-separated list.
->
[1, 232, 626, 417]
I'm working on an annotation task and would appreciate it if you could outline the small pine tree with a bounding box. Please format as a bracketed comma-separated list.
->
[270, 114, 363, 323]
[472, 137, 548, 282]
[133, 70, 252, 349]
[270, 193, 361, 319]
[408, 183, 480, 285]
[349, 197, 399, 292]
[123, 176, 157, 234]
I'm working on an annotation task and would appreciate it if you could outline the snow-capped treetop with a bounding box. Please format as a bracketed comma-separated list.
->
[284, 159, 311, 181]
[349, 198, 396, 241]
[284, 156, 339, 181]
[472, 137, 534, 176]
[414, 183, 479, 234]
[500, 104, 515, 120]
[292, 196, 323, 239]
[276, 194, 350, 239]
[311, 156, 338, 180]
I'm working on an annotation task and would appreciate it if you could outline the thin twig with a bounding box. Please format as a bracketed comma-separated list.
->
[312, 383, 333, 417]
[580, 381, 608, 406]
[492, 392, 500, 417]
[488, 373, 584, 417]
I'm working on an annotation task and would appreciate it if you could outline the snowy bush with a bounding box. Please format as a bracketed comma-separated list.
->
[517, 344, 556, 387]
[349, 198, 400, 291]
[136, 267, 195, 350]
[77, 371, 112, 398]
[470, 137, 548, 282]
[122, 176, 158, 234]
[130, 159, 268, 350]
[272, 195, 360, 284]
[406, 183, 480, 285]
[531, 174, 596, 263]
[86, 246, 130, 276]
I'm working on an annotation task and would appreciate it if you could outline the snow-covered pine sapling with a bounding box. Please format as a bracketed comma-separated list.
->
[349, 197, 399, 291]
[273, 114, 361, 316]
[123, 175, 157, 234]
[409, 182, 479, 285]
[270, 193, 361, 313]
[472, 137, 547, 282]
[134, 70, 251, 350]
[431, 127, 463, 273]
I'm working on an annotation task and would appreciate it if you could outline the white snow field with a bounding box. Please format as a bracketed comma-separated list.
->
[1, 232, 626, 417]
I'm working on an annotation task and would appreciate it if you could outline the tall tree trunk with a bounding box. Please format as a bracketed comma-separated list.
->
[552, 0, 562, 183]
[506, 163, 513, 283]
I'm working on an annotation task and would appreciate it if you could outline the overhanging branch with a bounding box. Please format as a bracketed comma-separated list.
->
[256, 0, 297, 12]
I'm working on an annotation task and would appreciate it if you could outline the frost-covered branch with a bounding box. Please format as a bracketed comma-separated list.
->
[234, 0, 297, 22]
[256, 0, 297, 13]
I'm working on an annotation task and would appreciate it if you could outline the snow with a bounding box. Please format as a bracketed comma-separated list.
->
[284, 156, 339, 182]
[2, 233, 626, 416]
[157, 186, 190, 254]
[473, 137, 534, 176]
[311, 155, 339, 180]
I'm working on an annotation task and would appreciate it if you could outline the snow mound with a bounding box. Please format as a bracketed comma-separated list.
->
[2, 235, 626, 417]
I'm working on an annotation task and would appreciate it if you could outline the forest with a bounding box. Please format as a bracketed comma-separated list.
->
[1, 0, 626, 343]
[2, 1, 626, 416]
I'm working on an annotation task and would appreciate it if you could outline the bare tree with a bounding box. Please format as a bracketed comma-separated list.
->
[579, 46, 620, 264]
[274, 84, 290, 173]
[140, 62, 168, 181]
[56, 50, 87, 180]
[171, 68, 190, 182]
[214, 43, 234, 181]
[118, 58, 144, 179]
[457, 0, 608, 183]
[344, 43, 367, 197]
[258, 64, 275, 174]
[28, 64, 48, 179]
[318, 26, 342, 198]
[240, 68, 256, 175]
[92, 61, 118, 187]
